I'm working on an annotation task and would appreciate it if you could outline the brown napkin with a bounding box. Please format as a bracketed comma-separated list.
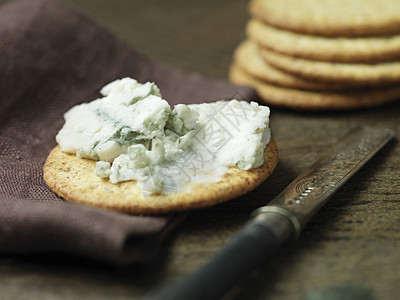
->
[0, 0, 257, 265]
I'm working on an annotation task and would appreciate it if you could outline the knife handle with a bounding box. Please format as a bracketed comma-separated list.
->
[144, 212, 295, 300]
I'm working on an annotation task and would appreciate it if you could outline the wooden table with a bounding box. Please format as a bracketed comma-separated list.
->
[1, 0, 399, 299]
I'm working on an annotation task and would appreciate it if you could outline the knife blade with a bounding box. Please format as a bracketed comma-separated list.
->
[145, 125, 394, 300]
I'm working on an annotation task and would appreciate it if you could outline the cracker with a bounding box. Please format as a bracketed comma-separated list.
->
[259, 47, 400, 85]
[43, 140, 279, 215]
[247, 18, 400, 63]
[249, 0, 400, 37]
[229, 63, 400, 110]
[234, 40, 363, 91]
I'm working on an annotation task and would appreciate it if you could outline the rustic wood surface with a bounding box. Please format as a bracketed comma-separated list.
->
[1, 0, 399, 299]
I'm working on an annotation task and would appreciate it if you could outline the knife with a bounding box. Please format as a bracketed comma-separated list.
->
[145, 125, 394, 300]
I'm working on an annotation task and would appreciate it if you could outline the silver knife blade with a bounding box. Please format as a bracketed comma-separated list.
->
[252, 125, 394, 240]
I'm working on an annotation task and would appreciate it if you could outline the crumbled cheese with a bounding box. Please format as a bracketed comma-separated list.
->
[56, 78, 271, 195]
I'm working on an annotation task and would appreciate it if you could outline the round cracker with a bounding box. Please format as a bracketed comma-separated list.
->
[234, 40, 364, 91]
[249, 0, 400, 37]
[247, 18, 400, 63]
[259, 47, 400, 85]
[43, 141, 279, 215]
[229, 63, 400, 110]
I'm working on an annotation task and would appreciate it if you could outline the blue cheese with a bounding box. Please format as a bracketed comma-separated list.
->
[56, 78, 170, 162]
[56, 78, 271, 196]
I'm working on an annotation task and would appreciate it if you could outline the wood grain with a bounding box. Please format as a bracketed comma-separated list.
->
[0, 0, 399, 299]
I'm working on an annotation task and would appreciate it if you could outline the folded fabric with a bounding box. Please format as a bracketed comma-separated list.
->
[0, 0, 257, 264]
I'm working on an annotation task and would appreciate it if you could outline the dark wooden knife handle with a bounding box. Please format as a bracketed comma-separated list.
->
[144, 212, 295, 300]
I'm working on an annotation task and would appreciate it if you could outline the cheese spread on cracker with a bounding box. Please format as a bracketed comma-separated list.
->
[56, 78, 270, 195]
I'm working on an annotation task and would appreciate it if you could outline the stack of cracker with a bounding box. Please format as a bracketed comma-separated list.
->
[229, 0, 400, 110]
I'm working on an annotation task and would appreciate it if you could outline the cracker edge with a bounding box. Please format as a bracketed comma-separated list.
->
[229, 63, 400, 110]
[43, 138, 279, 214]
[249, 0, 400, 37]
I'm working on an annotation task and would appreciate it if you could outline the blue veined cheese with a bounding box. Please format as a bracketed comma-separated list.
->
[188, 100, 270, 171]
[56, 78, 170, 162]
[56, 78, 271, 196]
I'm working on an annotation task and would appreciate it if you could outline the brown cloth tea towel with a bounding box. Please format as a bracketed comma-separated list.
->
[0, 0, 256, 265]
